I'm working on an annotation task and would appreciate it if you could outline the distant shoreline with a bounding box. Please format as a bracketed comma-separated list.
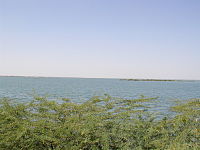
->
[0, 75, 198, 81]
[120, 79, 195, 82]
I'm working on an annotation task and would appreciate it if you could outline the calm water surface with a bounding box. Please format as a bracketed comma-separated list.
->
[0, 76, 200, 113]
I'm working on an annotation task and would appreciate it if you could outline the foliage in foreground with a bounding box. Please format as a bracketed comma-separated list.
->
[0, 95, 199, 150]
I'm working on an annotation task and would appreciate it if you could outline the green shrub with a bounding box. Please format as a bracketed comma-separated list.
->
[0, 95, 199, 149]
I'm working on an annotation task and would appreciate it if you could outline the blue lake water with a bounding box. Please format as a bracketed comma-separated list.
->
[0, 76, 200, 113]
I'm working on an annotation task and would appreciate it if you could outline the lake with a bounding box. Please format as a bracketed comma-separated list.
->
[0, 76, 200, 114]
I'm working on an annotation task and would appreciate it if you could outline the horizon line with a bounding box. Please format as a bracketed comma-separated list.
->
[0, 75, 199, 81]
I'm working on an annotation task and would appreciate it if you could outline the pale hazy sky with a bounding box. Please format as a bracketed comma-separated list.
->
[1, 0, 200, 79]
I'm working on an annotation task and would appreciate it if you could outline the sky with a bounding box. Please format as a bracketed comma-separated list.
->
[0, 0, 200, 79]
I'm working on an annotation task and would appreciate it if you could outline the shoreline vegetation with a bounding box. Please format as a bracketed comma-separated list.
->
[0, 95, 199, 149]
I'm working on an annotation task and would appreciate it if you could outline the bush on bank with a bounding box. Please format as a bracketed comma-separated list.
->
[0, 95, 199, 150]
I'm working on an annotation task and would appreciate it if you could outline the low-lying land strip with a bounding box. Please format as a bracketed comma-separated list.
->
[120, 79, 189, 82]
